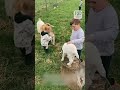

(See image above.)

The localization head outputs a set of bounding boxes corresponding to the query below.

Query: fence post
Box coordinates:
[45,0,47,11]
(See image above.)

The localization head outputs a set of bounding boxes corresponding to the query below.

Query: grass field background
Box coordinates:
[35,0,85,90]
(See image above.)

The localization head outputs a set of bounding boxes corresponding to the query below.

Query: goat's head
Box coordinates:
[40,23,54,33]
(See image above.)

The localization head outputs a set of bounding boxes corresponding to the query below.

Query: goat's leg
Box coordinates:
[52,35,55,45]
[86,73,92,90]
[67,58,73,66]
[75,52,79,59]
[61,52,65,61]
[76,72,82,88]
[46,44,48,49]
[97,64,106,78]
[82,77,85,88]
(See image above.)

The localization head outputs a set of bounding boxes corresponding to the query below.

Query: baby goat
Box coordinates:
[37,18,55,45]
[61,43,79,66]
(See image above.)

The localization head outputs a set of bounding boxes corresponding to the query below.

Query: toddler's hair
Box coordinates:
[70,19,80,25]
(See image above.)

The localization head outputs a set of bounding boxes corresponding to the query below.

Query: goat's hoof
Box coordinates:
[67,63,71,67]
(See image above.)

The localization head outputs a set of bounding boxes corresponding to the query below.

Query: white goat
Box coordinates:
[41,34,52,49]
[86,42,106,89]
[37,18,45,33]
[61,43,79,66]
[37,18,55,45]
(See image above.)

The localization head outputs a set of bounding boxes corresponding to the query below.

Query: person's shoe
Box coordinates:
[107,78,120,90]
[107,77,115,85]
[25,53,34,65]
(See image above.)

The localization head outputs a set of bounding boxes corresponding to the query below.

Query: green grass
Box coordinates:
[35,0,85,90]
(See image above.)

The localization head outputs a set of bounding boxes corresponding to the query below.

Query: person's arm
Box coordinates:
[87,11,119,42]
[71,31,85,44]
[24,20,34,36]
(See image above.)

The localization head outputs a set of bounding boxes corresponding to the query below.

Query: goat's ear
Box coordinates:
[46,23,54,27]
[51,25,54,27]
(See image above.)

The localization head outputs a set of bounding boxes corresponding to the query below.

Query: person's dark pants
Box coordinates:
[77,50,82,61]
[25,53,34,65]
[20,48,26,56]
[19,48,34,65]
[18,37,35,65]
[101,56,116,85]
[100,55,112,78]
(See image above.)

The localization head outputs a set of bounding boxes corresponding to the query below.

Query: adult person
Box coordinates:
[86,0,119,80]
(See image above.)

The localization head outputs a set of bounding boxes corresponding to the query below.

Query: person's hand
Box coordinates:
[85,34,94,42]
[67,41,72,44]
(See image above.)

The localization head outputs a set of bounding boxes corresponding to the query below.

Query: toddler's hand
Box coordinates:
[67,41,72,44]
